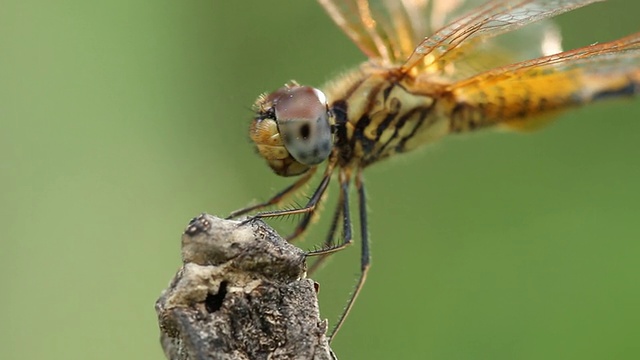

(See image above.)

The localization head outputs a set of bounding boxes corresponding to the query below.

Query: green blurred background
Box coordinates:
[2,1,639,359]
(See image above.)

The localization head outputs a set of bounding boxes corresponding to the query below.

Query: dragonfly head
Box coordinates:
[250,82,333,177]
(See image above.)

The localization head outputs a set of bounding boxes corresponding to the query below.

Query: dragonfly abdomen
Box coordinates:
[449,68,640,132]
[577,70,640,103]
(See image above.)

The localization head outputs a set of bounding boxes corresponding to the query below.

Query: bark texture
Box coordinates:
[156,214,335,360]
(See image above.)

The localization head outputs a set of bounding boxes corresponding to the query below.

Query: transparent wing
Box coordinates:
[448,32,640,130]
[402,0,603,75]
[316,0,489,65]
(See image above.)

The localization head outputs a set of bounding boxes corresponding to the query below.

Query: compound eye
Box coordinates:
[274,86,332,165]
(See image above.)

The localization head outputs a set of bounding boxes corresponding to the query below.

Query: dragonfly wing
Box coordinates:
[446,33,640,132]
[402,0,603,77]
[316,0,489,65]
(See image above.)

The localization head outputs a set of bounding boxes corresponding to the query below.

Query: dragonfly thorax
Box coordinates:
[250,83,335,177]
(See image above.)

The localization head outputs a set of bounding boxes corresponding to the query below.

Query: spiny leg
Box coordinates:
[306,168,353,258]
[286,166,345,243]
[307,173,347,275]
[244,160,336,222]
[328,168,370,343]
[285,212,314,242]
[226,166,317,219]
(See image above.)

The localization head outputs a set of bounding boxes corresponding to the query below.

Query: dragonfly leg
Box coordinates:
[242,161,335,225]
[307,172,346,275]
[284,213,313,242]
[305,168,353,258]
[226,166,317,219]
[285,164,349,243]
[327,169,370,343]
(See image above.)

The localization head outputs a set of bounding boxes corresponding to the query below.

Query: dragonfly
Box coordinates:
[228,0,640,342]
